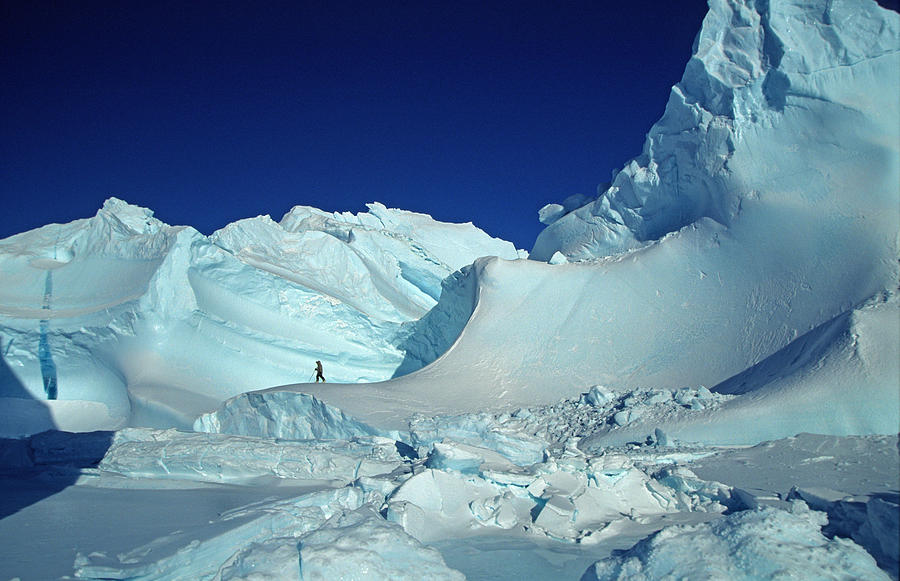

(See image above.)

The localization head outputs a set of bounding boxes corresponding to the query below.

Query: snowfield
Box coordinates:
[1,0,898,579]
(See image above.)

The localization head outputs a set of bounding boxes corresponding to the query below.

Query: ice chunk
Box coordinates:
[582,506,891,581]
[789,484,900,577]
[653,428,668,447]
[857,496,900,575]
[387,468,506,541]
[652,466,732,512]
[538,204,566,225]
[532,494,577,538]
[297,506,465,581]
[539,467,586,498]
[548,251,568,265]
[583,385,615,407]
[97,427,404,485]
[469,492,519,529]
[410,413,546,467]
[426,440,519,474]
[613,407,643,426]
[673,388,695,407]
[216,538,301,580]
[386,440,732,545]
[195,391,403,441]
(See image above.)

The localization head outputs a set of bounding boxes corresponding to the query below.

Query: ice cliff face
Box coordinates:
[532,0,899,261]
[0,198,519,434]
[214,202,521,323]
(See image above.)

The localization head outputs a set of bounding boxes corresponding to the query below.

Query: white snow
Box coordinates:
[581,293,900,448]
[0,0,898,579]
[295,506,466,581]
[72,486,374,580]
[582,501,892,581]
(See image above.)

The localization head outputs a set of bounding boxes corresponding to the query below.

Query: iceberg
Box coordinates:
[0,1,898,579]
[0,199,520,434]
[533,0,899,262]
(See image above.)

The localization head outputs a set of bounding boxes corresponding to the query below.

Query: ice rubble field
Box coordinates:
[1,408,898,579]
[1,0,900,579]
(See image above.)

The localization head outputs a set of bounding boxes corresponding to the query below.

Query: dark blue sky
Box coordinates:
[2,1,709,250]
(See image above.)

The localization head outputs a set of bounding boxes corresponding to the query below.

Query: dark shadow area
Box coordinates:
[1,338,114,520]
[871,490,900,504]
[875,0,899,13]
[394,440,418,460]
[391,266,478,379]
[712,310,850,395]
[819,490,900,579]
[0,430,114,519]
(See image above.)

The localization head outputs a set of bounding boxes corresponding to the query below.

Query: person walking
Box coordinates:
[315,360,326,383]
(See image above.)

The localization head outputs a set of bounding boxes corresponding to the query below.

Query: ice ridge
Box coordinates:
[531,0,900,261]
[0,198,519,435]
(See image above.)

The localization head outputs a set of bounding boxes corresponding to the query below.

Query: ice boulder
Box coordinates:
[214,538,302,581]
[788,485,900,577]
[386,444,730,544]
[194,390,404,441]
[582,385,615,407]
[538,203,566,225]
[548,251,568,265]
[96,427,405,485]
[386,468,520,541]
[202,506,469,581]
[410,412,547,466]
[297,506,465,580]
[856,496,900,577]
[425,440,520,474]
[581,503,891,580]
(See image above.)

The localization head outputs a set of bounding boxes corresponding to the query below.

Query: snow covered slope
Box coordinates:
[582,292,900,447]
[242,0,899,443]
[0,199,519,435]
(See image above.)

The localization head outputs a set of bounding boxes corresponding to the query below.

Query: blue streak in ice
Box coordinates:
[38,271,57,400]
